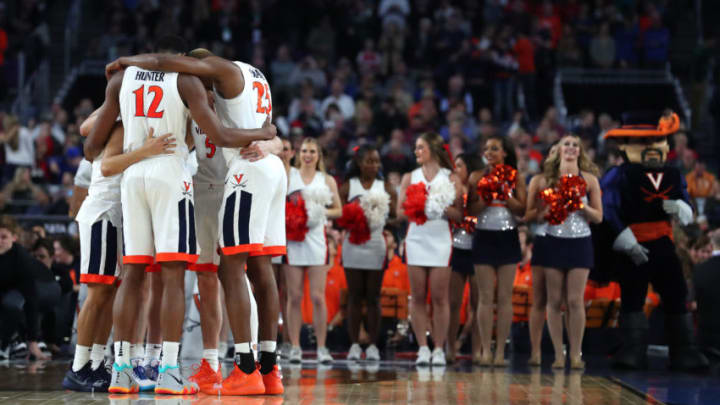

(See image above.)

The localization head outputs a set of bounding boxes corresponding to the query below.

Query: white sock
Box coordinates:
[259,341,276,353]
[130,344,145,367]
[72,345,91,372]
[161,342,180,369]
[203,348,219,370]
[113,341,131,367]
[144,343,162,366]
[235,342,251,354]
[113,342,121,365]
[90,344,106,371]
[218,341,228,359]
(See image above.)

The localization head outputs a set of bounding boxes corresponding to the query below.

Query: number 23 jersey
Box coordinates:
[212,61,272,163]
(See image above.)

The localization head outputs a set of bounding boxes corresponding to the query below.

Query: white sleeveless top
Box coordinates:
[342,177,388,270]
[119,67,190,161]
[286,167,329,266]
[404,167,453,267]
[76,148,122,226]
[212,61,272,164]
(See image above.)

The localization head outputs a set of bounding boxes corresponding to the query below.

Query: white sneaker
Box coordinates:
[431,348,446,366]
[279,342,293,359]
[365,344,380,362]
[289,346,302,364]
[415,346,431,366]
[317,347,334,364]
[347,344,362,361]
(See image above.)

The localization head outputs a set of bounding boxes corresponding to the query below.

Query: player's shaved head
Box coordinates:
[188,48,214,59]
[155,35,188,55]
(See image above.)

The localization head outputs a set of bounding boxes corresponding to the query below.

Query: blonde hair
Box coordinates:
[295,137,326,172]
[542,134,599,186]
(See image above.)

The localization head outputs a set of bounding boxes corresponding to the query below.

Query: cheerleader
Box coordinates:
[527,134,602,368]
[339,145,397,362]
[397,133,463,366]
[447,153,483,364]
[285,138,342,364]
[275,137,294,357]
[468,135,527,366]
[523,144,559,366]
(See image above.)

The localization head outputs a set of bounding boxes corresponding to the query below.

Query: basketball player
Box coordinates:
[107,49,287,395]
[87,37,276,395]
[186,97,262,391]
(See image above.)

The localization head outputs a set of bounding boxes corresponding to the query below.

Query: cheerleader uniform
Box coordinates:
[530,222,549,267]
[404,168,453,267]
[342,177,388,270]
[286,167,330,266]
[451,195,475,275]
[543,196,594,270]
[472,200,522,267]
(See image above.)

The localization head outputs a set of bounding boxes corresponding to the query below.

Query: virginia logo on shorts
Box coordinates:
[181,181,193,197]
[231,173,248,189]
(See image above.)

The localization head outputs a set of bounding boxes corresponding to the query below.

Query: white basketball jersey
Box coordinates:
[119,66,190,160]
[212,61,272,163]
[191,120,227,184]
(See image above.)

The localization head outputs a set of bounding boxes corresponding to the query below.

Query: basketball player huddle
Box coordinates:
[63,36,286,396]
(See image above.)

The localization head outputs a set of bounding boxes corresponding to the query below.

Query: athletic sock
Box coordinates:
[130,344,145,367]
[90,344,106,371]
[258,341,277,374]
[161,342,180,369]
[144,343,162,366]
[203,348,219,371]
[218,341,228,360]
[114,341,131,367]
[72,345,91,372]
[234,342,255,374]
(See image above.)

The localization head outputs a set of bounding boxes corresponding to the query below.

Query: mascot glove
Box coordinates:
[612,227,650,266]
[662,199,693,226]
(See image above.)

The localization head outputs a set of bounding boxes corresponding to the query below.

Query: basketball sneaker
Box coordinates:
[144,359,159,381]
[62,362,95,392]
[188,359,222,392]
[431,348,446,366]
[258,363,284,395]
[91,361,111,392]
[155,365,198,395]
[288,346,302,364]
[108,363,139,394]
[203,363,264,396]
[131,362,156,391]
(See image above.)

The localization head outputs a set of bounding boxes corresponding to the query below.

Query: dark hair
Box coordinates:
[33,238,54,256]
[54,235,78,257]
[485,135,517,169]
[155,35,188,54]
[0,215,18,234]
[455,152,483,173]
[418,132,453,170]
[345,144,382,181]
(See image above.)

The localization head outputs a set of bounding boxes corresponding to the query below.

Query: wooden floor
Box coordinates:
[0,358,661,404]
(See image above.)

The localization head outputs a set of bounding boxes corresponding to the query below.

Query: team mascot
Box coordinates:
[601,110,708,371]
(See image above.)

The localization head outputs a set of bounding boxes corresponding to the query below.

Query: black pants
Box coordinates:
[35,281,61,343]
[0,290,25,346]
[618,237,688,315]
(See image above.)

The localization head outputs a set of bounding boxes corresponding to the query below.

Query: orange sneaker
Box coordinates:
[188,359,222,392]
[214,364,265,396]
[258,363,284,395]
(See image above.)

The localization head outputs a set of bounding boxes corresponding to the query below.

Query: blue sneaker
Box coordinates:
[144,359,159,381]
[62,362,95,392]
[91,361,111,392]
[131,363,156,391]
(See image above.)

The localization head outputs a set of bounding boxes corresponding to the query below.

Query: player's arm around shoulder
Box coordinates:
[84,72,123,161]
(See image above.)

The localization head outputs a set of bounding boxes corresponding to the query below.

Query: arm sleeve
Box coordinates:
[74,159,92,188]
[600,166,626,235]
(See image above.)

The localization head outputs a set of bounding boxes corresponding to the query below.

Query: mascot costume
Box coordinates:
[601,110,708,371]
